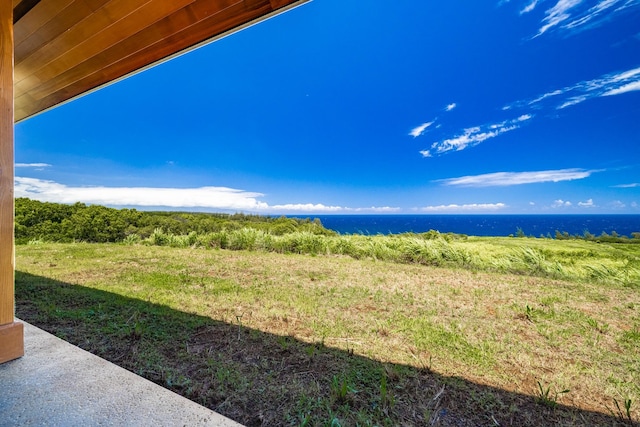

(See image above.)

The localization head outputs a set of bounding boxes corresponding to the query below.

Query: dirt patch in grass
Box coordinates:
[16,243,640,426]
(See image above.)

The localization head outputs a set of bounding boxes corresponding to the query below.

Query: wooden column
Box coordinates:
[0,0,24,364]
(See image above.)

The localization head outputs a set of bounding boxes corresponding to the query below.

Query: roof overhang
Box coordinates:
[13,0,309,122]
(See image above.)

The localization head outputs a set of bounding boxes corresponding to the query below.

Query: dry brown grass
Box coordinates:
[16,243,640,426]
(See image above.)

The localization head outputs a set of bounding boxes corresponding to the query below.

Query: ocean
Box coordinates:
[304,214,640,237]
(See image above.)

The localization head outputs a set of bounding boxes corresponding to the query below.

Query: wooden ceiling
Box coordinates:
[12,0,307,122]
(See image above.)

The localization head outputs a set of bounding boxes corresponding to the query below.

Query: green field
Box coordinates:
[15,236,640,426]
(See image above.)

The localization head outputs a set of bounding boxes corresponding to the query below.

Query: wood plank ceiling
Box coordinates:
[12,0,307,122]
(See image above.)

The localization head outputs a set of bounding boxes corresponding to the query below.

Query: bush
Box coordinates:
[14,198,336,244]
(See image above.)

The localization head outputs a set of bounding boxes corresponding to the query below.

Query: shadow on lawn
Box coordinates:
[16,271,633,426]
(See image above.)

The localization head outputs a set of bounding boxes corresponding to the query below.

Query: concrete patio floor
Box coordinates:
[0,320,242,426]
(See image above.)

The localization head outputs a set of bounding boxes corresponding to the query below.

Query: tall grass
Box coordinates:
[132,228,640,286]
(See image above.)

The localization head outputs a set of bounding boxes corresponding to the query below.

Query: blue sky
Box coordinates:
[15,0,640,214]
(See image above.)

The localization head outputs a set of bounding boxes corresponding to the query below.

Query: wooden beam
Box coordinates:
[12,0,42,24]
[1,0,24,364]
[1,0,15,326]
[0,322,24,363]
[13,0,308,121]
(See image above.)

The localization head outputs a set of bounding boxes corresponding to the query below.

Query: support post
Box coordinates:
[0,0,24,364]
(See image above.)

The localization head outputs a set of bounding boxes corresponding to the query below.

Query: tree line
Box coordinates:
[14,198,335,244]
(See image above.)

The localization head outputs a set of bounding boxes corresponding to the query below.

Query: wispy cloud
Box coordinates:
[420,65,638,159]
[436,168,598,187]
[505,66,640,111]
[526,89,564,106]
[270,204,400,213]
[520,0,539,14]
[418,203,507,212]
[552,199,573,207]
[536,0,583,37]
[563,0,640,32]
[613,182,640,188]
[14,177,398,214]
[409,104,456,139]
[409,121,435,138]
[602,79,640,96]
[532,0,640,37]
[15,163,52,168]
[421,115,532,157]
[557,66,640,108]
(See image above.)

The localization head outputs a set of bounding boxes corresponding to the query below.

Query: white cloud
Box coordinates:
[558,95,589,109]
[15,163,51,168]
[531,0,640,36]
[424,115,532,157]
[575,66,640,103]
[521,0,539,14]
[409,121,434,138]
[536,0,583,37]
[563,0,616,29]
[435,125,502,152]
[419,203,507,212]
[351,206,401,213]
[268,203,344,212]
[610,200,626,208]
[552,199,573,207]
[509,66,640,111]
[420,67,637,161]
[268,204,400,213]
[15,177,270,210]
[528,89,565,105]
[14,177,399,214]
[602,79,640,96]
[563,0,636,31]
[578,198,595,207]
[436,168,597,187]
[555,67,640,107]
[613,183,640,188]
[445,103,457,111]
[606,66,640,83]
[632,201,638,208]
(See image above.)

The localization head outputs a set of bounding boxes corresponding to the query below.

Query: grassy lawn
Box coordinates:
[15,239,640,426]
